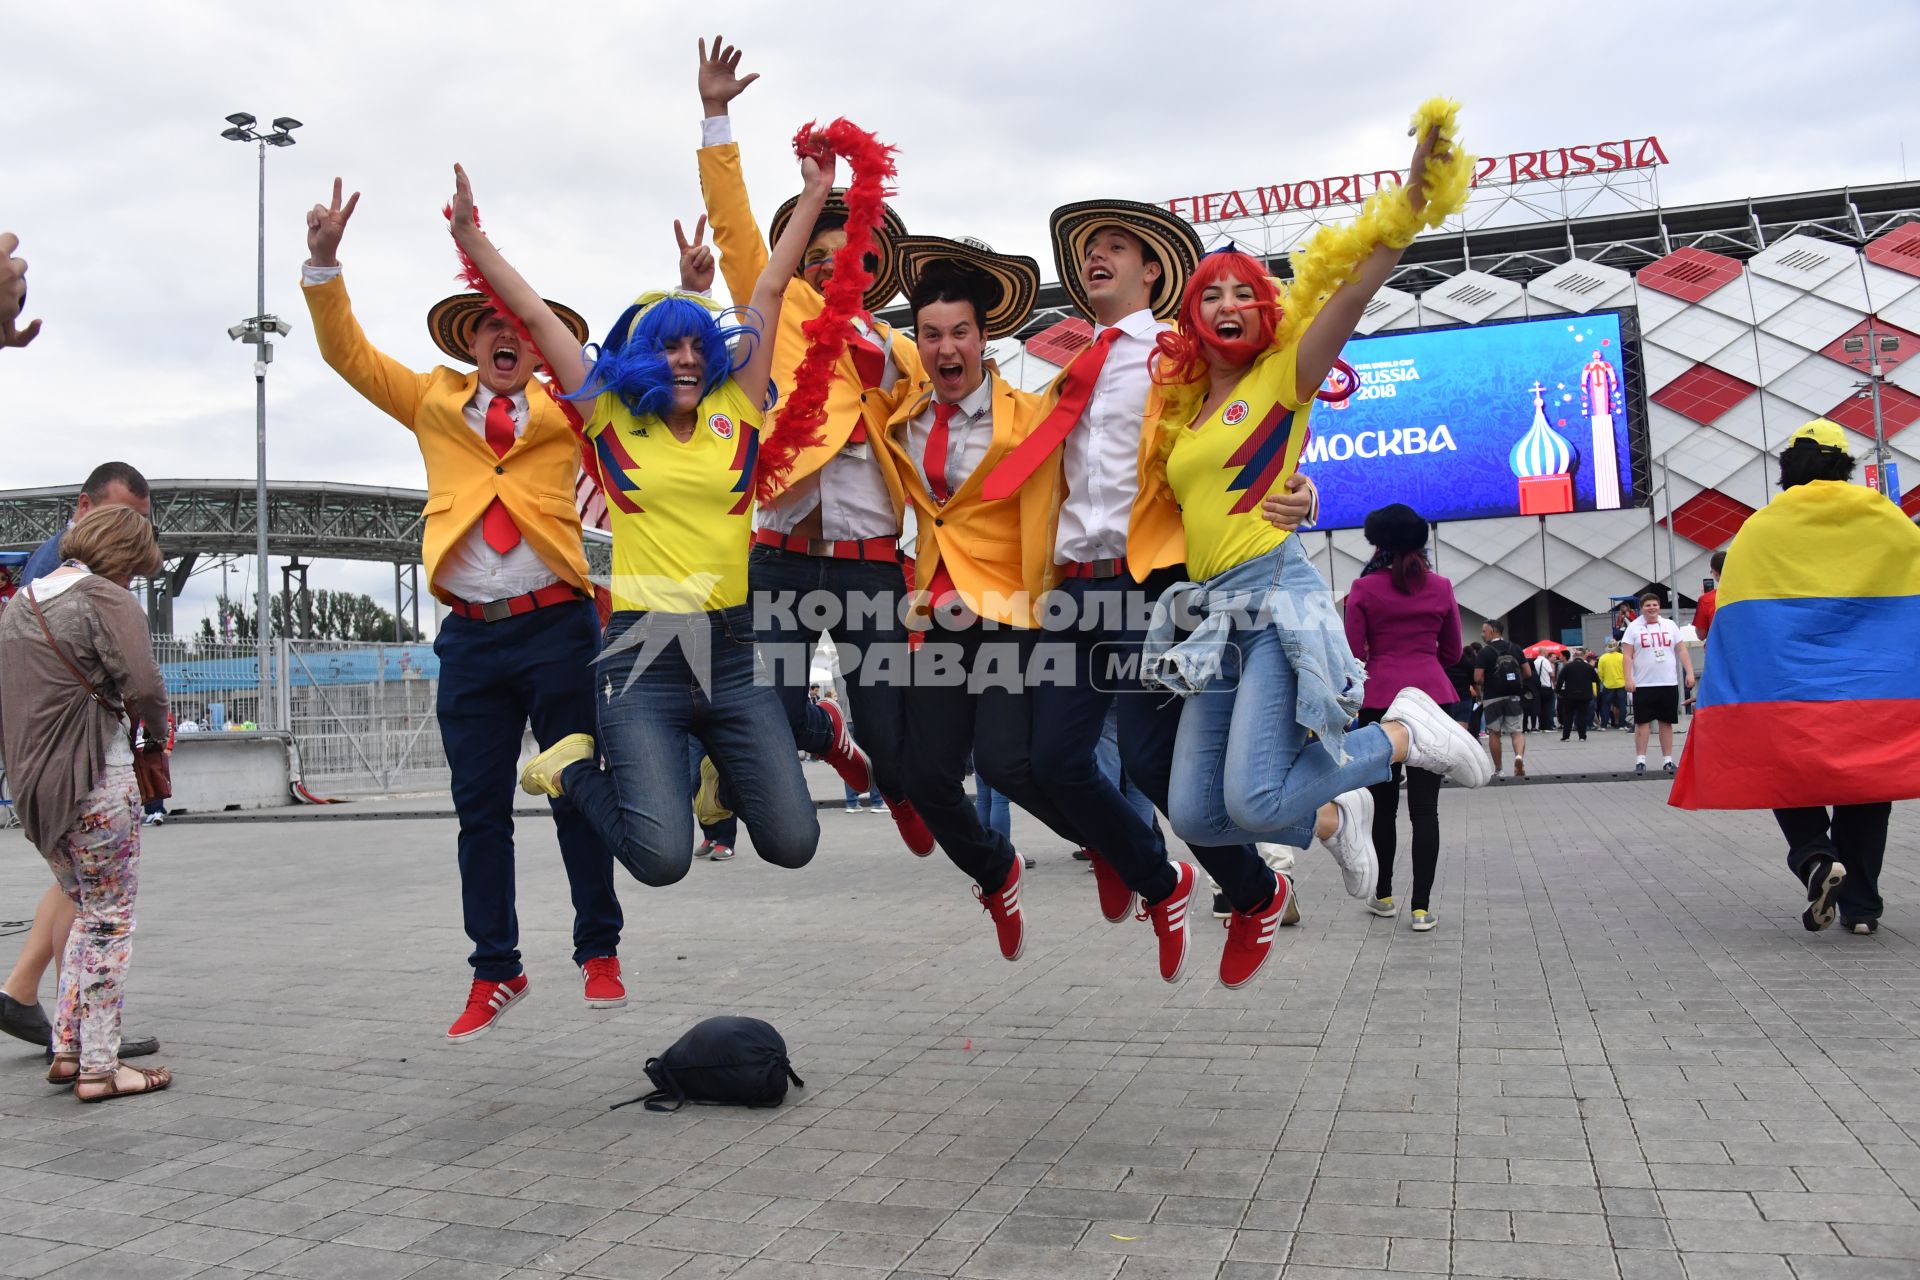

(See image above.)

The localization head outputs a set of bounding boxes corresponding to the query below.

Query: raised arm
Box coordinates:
[0,231,41,350]
[1296,125,1451,394]
[302,177,434,428]
[446,164,590,397]
[732,154,831,405]
[695,34,770,306]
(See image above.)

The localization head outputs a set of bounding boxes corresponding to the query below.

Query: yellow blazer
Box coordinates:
[696,140,924,517]
[302,275,592,602]
[878,369,1060,627]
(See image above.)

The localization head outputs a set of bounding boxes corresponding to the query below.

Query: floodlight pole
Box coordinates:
[222,113,298,725]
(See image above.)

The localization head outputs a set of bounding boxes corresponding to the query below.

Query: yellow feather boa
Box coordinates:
[1150,98,1473,473]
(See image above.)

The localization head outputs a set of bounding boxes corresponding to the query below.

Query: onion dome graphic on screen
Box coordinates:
[1510,382,1579,515]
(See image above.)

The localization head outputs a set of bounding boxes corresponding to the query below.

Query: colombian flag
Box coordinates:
[1671,480,1920,810]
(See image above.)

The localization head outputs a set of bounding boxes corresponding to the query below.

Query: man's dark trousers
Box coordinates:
[435,598,622,982]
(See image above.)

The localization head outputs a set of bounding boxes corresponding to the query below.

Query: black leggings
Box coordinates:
[1358,706,1443,912]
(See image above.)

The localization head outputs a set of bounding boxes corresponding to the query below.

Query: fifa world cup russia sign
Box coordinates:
[1166,137,1670,225]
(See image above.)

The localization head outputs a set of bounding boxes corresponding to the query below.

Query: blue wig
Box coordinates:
[569,295,760,420]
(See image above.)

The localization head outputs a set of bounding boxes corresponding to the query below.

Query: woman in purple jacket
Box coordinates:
[1344,505,1464,933]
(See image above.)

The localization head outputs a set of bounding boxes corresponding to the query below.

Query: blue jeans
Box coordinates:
[1597,686,1626,727]
[564,607,818,885]
[973,778,1011,841]
[1152,541,1394,848]
[434,599,621,982]
[751,545,910,803]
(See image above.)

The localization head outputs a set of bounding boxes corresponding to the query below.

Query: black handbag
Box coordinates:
[611,1016,804,1113]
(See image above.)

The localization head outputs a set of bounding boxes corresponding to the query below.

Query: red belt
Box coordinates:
[446,581,585,622]
[754,528,899,562]
[1058,557,1129,580]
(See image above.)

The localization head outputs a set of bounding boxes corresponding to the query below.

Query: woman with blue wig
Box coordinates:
[448,154,831,886]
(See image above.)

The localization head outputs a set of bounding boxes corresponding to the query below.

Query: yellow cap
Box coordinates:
[1789,418,1851,454]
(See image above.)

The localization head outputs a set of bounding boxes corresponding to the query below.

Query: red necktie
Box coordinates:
[923,401,959,607]
[482,394,522,554]
[980,326,1123,500]
[924,401,957,504]
[845,323,886,445]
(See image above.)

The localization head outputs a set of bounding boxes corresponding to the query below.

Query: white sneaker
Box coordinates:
[1384,687,1494,788]
[1321,789,1378,900]
[1256,842,1297,872]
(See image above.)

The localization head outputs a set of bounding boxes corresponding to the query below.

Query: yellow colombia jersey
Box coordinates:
[1596,650,1625,688]
[586,379,763,612]
[1164,343,1312,581]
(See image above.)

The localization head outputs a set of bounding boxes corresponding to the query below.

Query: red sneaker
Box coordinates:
[1086,850,1137,924]
[816,698,874,794]
[973,857,1026,961]
[889,797,936,857]
[580,956,626,1009]
[1219,875,1289,990]
[1139,861,1196,983]
[446,975,529,1042]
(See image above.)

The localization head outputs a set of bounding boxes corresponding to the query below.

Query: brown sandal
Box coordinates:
[75,1064,171,1103]
[46,1054,80,1089]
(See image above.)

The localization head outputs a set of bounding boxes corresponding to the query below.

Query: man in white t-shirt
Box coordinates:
[1620,592,1695,775]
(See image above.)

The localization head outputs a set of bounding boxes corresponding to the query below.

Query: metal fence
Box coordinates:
[154,635,452,794]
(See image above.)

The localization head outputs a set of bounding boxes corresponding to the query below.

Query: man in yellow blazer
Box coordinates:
[978,203,1316,983]
[693,36,934,858]
[868,235,1090,966]
[300,178,624,1043]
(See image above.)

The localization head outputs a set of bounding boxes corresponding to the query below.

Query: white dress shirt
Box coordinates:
[901,377,996,502]
[302,264,563,603]
[1054,308,1168,563]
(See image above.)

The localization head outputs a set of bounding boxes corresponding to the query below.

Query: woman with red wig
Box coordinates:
[1140,102,1492,987]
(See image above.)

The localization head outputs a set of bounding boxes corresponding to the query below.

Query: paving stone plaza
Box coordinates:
[5,751,1920,1280]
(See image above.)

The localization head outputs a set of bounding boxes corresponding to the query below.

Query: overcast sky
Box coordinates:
[8,1,1919,632]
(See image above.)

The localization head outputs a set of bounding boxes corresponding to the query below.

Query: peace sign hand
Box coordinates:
[305,177,360,268]
[0,232,40,350]
[676,215,714,294]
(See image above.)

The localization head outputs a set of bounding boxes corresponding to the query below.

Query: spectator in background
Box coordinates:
[0,463,162,1061]
[1531,648,1557,733]
[0,507,172,1100]
[1693,550,1727,640]
[1448,641,1483,736]
[1557,650,1600,741]
[1345,504,1470,932]
[1,231,41,350]
[1475,619,1531,778]
[1621,592,1694,774]
[688,748,737,862]
[1595,641,1627,730]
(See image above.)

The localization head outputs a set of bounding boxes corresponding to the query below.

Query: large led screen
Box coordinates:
[1304,308,1648,530]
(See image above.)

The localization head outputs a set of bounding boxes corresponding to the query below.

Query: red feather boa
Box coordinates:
[755,119,898,505]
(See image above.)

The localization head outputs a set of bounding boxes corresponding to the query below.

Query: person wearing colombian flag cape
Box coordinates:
[1138,101,1494,986]
[446,150,832,888]
[1672,420,1920,936]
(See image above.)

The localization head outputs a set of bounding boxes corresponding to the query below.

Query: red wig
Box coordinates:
[1151,250,1281,387]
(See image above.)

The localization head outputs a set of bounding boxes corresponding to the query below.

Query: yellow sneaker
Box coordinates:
[520,734,596,798]
[1411,909,1437,932]
[694,757,732,826]
[1367,895,1397,918]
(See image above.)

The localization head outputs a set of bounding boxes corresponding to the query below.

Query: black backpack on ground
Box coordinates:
[1487,644,1527,699]
[611,1016,804,1113]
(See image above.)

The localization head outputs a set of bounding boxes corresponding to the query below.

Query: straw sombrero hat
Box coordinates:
[426,293,589,366]
[894,235,1040,341]
[1049,198,1204,323]
[768,189,909,314]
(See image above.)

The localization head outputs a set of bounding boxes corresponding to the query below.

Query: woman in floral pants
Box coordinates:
[0,505,172,1102]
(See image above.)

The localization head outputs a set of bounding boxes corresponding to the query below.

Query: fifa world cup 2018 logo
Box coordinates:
[1511,381,1578,515]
